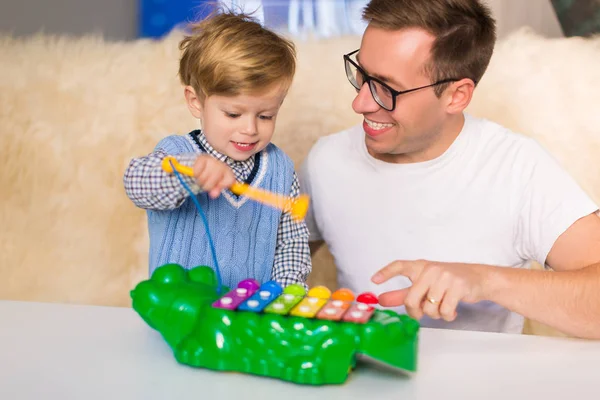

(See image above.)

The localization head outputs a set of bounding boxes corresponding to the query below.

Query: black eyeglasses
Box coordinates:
[344,49,461,111]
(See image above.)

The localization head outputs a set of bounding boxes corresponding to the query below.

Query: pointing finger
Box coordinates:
[371,260,421,284]
[378,288,409,307]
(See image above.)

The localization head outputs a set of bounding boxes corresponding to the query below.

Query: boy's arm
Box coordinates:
[270,172,312,291]
[123,149,200,211]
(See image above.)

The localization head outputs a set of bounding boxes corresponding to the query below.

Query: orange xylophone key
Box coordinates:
[341,292,379,323]
[315,288,355,321]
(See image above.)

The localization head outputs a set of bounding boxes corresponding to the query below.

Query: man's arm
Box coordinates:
[372,136,600,339]
[373,212,600,339]
[486,212,600,338]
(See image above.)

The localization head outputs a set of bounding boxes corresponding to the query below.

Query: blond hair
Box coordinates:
[363,0,496,96]
[178,8,296,99]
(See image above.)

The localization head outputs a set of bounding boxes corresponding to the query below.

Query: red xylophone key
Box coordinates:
[342,292,378,323]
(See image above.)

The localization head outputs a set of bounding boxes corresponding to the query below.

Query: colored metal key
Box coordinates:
[289,286,331,318]
[263,284,306,315]
[342,292,379,323]
[316,288,355,321]
[237,280,283,312]
[212,279,260,310]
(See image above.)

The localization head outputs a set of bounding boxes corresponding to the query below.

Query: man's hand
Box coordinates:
[371,260,495,321]
[193,155,236,199]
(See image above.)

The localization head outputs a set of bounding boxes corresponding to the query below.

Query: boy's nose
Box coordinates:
[241,117,258,135]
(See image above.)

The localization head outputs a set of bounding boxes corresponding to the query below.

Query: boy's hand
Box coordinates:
[192,155,236,199]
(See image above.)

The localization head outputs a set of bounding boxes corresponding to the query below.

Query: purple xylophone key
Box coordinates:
[212,279,260,310]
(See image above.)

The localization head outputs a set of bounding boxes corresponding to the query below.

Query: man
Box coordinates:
[299,0,600,338]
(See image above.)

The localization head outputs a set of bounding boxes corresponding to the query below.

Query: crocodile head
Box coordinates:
[356,310,419,374]
[130,264,228,348]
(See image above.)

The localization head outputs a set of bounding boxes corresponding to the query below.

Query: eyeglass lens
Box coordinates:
[345,59,394,110]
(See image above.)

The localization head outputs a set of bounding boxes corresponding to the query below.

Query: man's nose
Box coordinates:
[352,83,380,114]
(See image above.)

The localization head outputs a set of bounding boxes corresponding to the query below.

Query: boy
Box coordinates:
[124,10,311,290]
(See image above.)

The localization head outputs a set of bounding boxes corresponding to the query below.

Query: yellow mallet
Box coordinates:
[161,156,309,222]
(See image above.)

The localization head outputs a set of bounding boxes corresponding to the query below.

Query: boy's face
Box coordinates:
[185,83,288,161]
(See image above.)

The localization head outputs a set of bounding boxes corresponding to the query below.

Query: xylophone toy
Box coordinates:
[131,263,420,385]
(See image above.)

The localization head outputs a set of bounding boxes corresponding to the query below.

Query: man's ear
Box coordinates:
[184,85,204,119]
[444,78,475,115]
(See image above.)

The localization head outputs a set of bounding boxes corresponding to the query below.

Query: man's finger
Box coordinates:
[377,288,409,307]
[371,260,419,284]
[421,269,450,320]
[439,286,462,322]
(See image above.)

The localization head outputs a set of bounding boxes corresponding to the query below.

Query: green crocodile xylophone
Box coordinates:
[131,263,420,385]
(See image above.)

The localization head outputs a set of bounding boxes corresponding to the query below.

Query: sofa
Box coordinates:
[1,27,598,337]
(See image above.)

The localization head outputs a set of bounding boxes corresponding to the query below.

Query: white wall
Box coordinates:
[0,0,138,40]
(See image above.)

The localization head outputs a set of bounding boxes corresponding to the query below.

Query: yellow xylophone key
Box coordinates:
[289,286,331,318]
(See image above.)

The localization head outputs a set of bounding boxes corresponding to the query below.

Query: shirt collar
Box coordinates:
[196,130,255,181]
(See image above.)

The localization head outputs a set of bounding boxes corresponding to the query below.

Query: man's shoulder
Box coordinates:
[466,114,567,182]
[467,114,545,158]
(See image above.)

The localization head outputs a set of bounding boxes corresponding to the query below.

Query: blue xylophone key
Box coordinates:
[238,280,283,312]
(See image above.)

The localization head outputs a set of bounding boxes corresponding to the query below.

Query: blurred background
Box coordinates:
[0,0,598,41]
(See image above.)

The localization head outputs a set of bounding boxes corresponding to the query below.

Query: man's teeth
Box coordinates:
[365,119,393,130]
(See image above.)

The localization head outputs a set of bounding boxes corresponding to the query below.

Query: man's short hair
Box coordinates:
[363,0,497,96]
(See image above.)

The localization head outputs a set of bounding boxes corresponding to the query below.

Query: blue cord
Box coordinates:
[170,160,223,295]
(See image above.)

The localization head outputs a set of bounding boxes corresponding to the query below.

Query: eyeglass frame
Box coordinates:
[343,49,466,111]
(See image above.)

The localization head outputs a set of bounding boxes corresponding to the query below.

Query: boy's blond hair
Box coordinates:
[178,8,296,99]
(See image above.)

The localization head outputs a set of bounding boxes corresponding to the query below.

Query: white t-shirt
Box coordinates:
[299,113,598,334]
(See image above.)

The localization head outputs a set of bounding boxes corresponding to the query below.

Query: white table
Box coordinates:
[1,300,598,400]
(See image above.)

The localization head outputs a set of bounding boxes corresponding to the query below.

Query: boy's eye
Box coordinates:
[226,113,240,118]
[259,115,274,120]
